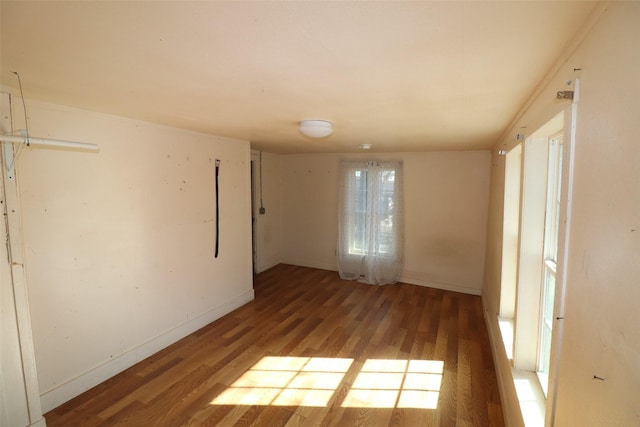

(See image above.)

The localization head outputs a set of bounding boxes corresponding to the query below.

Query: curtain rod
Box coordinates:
[0,134,99,151]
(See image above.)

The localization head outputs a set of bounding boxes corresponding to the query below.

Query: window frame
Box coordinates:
[537,133,563,396]
[343,163,399,258]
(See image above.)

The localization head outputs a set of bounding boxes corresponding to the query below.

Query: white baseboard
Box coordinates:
[280,260,482,296]
[482,296,526,427]
[30,417,46,427]
[281,258,338,273]
[256,258,281,274]
[40,289,255,413]
[400,276,482,296]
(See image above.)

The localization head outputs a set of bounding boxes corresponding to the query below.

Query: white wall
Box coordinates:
[281,154,340,272]
[12,99,254,412]
[281,151,491,295]
[251,151,283,273]
[483,3,640,425]
[553,4,640,424]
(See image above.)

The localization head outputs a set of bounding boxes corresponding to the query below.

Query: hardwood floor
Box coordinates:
[45,264,504,426]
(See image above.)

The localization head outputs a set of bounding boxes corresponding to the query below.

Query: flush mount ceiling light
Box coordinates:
[358,144,372,150]
[299,120,333,138]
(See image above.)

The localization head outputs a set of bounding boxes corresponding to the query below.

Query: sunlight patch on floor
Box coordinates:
[211,356,353,407]
[342,359,443,409]
[210,356,443,409]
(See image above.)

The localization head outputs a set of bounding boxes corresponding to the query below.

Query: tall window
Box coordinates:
[538,134,563,395]
[337,161,404,285]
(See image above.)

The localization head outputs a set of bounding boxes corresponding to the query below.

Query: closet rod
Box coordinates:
[0,134,98,151]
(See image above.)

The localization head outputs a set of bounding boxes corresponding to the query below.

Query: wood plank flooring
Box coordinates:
[45,264,504,426]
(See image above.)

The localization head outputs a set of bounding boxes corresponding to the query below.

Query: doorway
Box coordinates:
[250,157,258,274]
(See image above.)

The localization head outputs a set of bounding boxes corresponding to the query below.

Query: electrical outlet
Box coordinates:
[259,207,266,215]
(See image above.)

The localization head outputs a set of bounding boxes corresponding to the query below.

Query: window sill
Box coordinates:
[498,317,514,360]
[497,316,546,427]
[512,368,546,427]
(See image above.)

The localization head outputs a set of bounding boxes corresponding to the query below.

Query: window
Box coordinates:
[337,161,403,285]
[496,104,575,425]
[499,143,523,360]
[537,133,563,395]
[347,168,397,256]
[349,169,368,255]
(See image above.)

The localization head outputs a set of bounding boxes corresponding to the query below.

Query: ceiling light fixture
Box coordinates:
[299,120,333,138]
[359,144,372,150]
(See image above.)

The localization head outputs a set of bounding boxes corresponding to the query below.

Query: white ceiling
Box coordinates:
[1,1,597,153]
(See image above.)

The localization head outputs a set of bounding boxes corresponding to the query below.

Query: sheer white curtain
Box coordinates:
[337,160,404,285]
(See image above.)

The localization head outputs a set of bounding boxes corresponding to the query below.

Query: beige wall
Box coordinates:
[281,154,340,272]
[13,100,254,411]
[251,151,283,273]
[281,151,491,294]
[483,3,640,425]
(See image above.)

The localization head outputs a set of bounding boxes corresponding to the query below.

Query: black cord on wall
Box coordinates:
[259,151,265,215]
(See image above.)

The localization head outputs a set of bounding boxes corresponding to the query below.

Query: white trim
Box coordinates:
[482,298,525,427]
[483,297,547,427]
[29,419,47,427]
[280,258,338,274]
[0,93,46,427]
[514,134,553,372]
[40,289,255,412]
[500,143,522,318]
[256,260,281,274]
[547,80,579,427]
[399,276,482,296]
[281,259,483,296]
